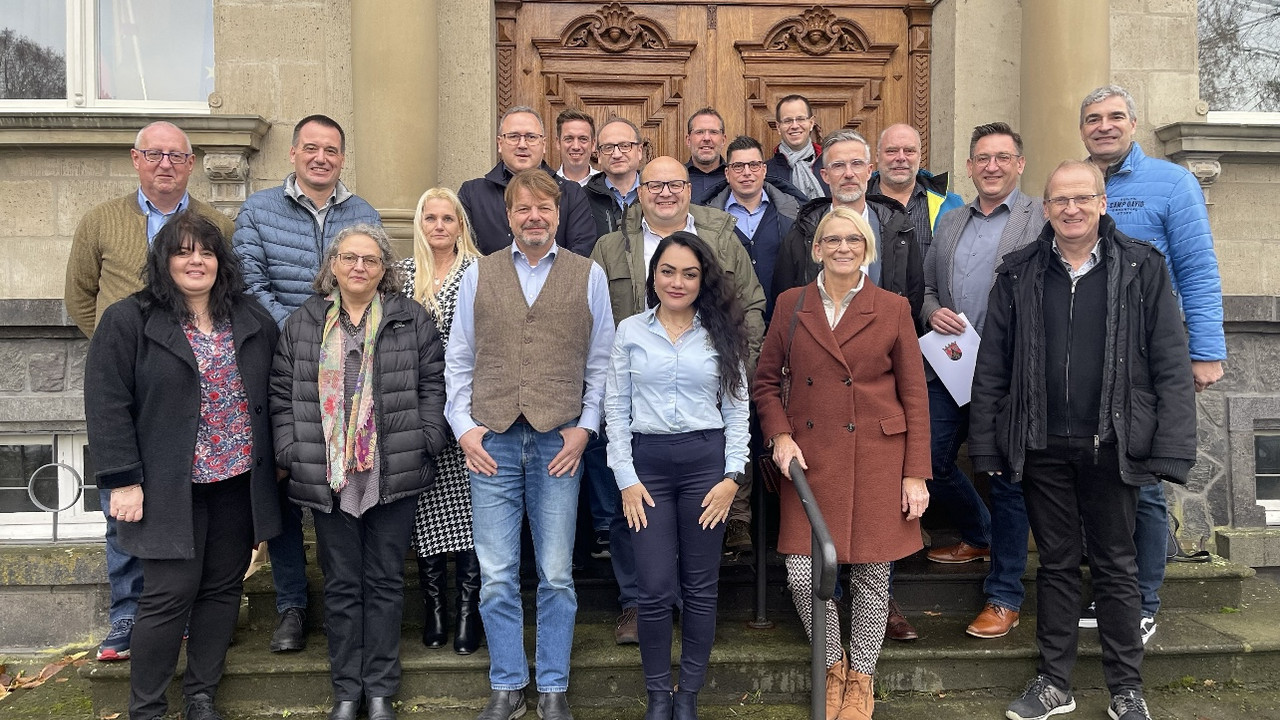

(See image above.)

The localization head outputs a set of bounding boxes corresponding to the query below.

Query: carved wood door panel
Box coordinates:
[499,1,935,167]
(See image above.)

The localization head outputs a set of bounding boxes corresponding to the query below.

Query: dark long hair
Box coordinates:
[645,231,749,401]
[138,210,245,323]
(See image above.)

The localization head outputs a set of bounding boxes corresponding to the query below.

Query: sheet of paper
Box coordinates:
[918,313,980,406]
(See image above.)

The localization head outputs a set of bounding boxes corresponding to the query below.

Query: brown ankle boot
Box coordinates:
[837,670,874,720]
[825,656,847,720]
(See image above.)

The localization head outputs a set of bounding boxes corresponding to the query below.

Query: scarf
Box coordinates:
[318,292,383,493]
[780,142,825,200]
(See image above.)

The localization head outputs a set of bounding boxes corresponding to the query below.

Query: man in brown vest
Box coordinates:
[445,170,615,720]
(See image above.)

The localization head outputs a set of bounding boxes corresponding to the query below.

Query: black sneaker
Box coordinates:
[183,692,224,720]
[723,519,751,551]
[97,618,133,661]
[1006,674,1076,720]
[590,530,611,559]
[1078,602,1097,629]
[1108,689,1152,720]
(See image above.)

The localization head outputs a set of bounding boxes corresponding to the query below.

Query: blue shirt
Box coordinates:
[951,188,1018,335]
[604,308,750,490]
[606,175,640,212]
[725,192,770,239]
[445,242,615,439]
[136,188,190,243]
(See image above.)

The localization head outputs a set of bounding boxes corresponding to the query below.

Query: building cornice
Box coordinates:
[1156,122,1280,186]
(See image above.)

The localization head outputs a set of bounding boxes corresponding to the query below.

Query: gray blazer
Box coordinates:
[920,189,1044,331]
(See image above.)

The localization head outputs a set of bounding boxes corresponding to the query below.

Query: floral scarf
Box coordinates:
[318,292,383,493]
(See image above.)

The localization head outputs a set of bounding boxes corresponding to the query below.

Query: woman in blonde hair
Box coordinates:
[396,187,485,654]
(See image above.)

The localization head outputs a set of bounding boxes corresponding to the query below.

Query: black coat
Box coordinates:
[968,215,1197,486]
[765,143,831,198]
[458,162,598,257]
[770,194,925,330]
[269,292,448,513]
[582,171,632,238]
[85,296,283,560]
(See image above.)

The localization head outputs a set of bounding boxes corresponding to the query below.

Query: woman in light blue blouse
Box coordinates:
[604,231,751,720]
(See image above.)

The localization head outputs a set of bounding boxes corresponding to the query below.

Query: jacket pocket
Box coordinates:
[1127,387,1158,459]
[879,412,907,436]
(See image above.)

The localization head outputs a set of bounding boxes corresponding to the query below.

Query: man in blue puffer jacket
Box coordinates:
[1077,84,1225,645]
[233,114,382,656]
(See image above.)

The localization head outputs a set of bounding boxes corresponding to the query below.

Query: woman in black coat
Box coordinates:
[85,210,282,720]
[270,223,448,720]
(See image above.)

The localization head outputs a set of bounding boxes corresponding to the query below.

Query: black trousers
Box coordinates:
[312,495,417,701]
[631,429,728,693]
[1023,436,1143,694]
[129,473,254,720]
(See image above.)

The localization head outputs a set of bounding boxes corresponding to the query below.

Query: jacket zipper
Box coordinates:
[1064,277,1076,437]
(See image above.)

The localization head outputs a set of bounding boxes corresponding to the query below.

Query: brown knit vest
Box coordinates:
[471,250,594,433]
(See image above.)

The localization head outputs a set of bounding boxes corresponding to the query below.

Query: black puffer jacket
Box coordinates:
[968,215,1197,486]
[770,194,924,329]
[582,172,632,238]
[269,292,448,513]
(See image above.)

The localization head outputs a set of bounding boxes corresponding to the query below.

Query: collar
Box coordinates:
[1101,143,1136,181]
[686,158,726,175]
[510,239,560,265]
[137,188,190,217]
[725,190,768,213]
[1051,235,1104,266]
[816,269,865,304]
[605,174,640,195]
[641,213,697,239]
[285,173,349,207]
[969,187,1022,216]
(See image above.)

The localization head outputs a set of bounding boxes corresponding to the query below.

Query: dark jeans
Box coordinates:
[926,377,990,548]
[267,482,309,612]
[312,496,417,701]
[100,489,144,624]
[1135,483,1167,618]
[129,474,254,720]
[1023,437,1142,695]
[583,427,638,610]
[984,472,1031,611]
[631,430,728,693]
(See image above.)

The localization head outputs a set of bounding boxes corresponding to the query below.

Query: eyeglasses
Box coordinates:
[778,115,812,127]
[971,153,1021,167]
[135,149,193,165]
[335,253,384,269]
[727,161,765,174]
[499,132,545,145]
[823,159,868,174]
[598,141,639,155]
[1047,194,1102,209]
[818,235,866,250]
[643,180,689,194]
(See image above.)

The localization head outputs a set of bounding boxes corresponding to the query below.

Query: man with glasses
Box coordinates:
[867,123,963,258]
[685,108,730,202]
[459,106,598,256]
[234,113,381,655]
[583,118,645,237]
[765,94,829,200]
[916,124,1041,641]
[65,120,233,663]
[970,160,1195,720]
[554,108,599,187]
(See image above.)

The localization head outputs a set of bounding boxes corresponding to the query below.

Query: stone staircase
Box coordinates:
[79,545,1280,719]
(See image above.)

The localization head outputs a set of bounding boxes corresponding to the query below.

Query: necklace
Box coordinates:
[658,310,694,341]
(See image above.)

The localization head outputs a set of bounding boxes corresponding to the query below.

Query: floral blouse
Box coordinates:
[182,320,254,484]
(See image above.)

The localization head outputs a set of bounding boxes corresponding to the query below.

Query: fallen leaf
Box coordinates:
[922,610,941,616]
[55,677,68,683]
[100,713,121,719]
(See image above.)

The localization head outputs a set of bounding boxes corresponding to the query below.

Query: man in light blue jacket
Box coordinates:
[1078,85,1225,645]
[233,114,382,654]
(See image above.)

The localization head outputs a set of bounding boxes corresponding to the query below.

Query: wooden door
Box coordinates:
[497,1,936,167]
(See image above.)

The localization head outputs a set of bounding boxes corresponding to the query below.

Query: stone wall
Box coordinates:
[0,300,88,432]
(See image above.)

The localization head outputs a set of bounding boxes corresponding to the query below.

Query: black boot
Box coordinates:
[644,690,673,720]
[453,548,483,655]
[673,688,698,720]
[417,554,448,648]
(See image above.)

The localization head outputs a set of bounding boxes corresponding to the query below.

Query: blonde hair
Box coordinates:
[812,206,878,266]
[411,187,481,316]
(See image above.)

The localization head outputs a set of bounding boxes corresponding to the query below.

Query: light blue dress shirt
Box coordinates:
[445,242,615,439]
[606,175,640,211]
[136,188,191,243]
[604,308,750,490]
[725,192,769,240]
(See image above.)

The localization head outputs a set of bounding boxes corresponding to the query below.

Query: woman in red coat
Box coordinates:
[754,206,930,720]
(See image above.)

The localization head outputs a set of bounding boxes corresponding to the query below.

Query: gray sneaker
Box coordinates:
[1006,674,1076,720]
[1108,689,1152,720]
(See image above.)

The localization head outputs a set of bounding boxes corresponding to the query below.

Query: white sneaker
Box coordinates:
[1078,602,1097,629]
[1140,616,1157,645]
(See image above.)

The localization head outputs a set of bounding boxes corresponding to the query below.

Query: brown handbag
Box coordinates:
[759,286,807,492]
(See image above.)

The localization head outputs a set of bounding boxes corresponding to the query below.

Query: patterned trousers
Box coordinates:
[785,555,891,675]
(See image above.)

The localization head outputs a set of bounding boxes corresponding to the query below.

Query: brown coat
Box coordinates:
[754,280,930,564]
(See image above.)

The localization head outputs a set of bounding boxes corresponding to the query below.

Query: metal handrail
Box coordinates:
[788,458,838,720]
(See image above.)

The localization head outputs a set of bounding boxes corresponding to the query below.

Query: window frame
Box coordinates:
[1256,430,1280,526]
[0,433,105,542]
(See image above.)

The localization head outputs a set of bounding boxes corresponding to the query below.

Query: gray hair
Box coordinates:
[1080,85,1137,125]
[820,129,871,162]
[134,121,192,154]
[500,105,545,133]
[313,223,402,295]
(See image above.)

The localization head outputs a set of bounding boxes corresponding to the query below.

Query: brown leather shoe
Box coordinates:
[825,656,847,720]
[884,598,918,641]
[615,606,639,644]
[966,603,1020,638]
[836,670,874,720]
[926,541,991,564]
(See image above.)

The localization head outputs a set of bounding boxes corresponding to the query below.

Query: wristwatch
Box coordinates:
[725,472,747,486]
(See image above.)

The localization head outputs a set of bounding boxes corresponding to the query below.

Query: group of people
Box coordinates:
[65,80,1221,720]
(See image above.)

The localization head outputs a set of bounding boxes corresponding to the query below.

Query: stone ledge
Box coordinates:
[0,113,271,153]
[1157,122,1280,163]
[0,544,105,586]
[1224,295,1280,324]
[1215,527,1280,568]
[0,299,77,329]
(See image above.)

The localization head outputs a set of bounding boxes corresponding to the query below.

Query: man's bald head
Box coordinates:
[639,156,691,233]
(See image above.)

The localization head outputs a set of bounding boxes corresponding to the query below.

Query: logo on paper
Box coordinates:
[943,341,962,361]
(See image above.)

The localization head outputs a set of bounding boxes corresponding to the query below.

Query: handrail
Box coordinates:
[788,458,838,720]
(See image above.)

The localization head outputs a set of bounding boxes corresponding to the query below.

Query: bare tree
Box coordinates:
[0,28,65,99]
[1199,0,1280,112]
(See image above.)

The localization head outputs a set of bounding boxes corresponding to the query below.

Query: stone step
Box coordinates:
[83,576,1280,719]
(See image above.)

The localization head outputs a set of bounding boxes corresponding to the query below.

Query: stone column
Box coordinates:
[1020,0,1109,197]
[351,0,438,247]
[202,149,252,219]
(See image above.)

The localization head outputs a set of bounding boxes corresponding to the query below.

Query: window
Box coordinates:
[1199,0,1280,122]
[1256,431,1280,525]
[0,0,213,112]
[0,434,104,542]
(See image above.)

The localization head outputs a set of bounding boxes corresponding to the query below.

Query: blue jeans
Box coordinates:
[983,472,1030,611]
[471,420,581,693]
[100,488,143,624]
[926,378,991,548]
[583,427,638,609]
[1134,483,1167,618]
[267,483,309,612]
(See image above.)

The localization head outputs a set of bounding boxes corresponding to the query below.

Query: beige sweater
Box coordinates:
[64,193,233,337]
